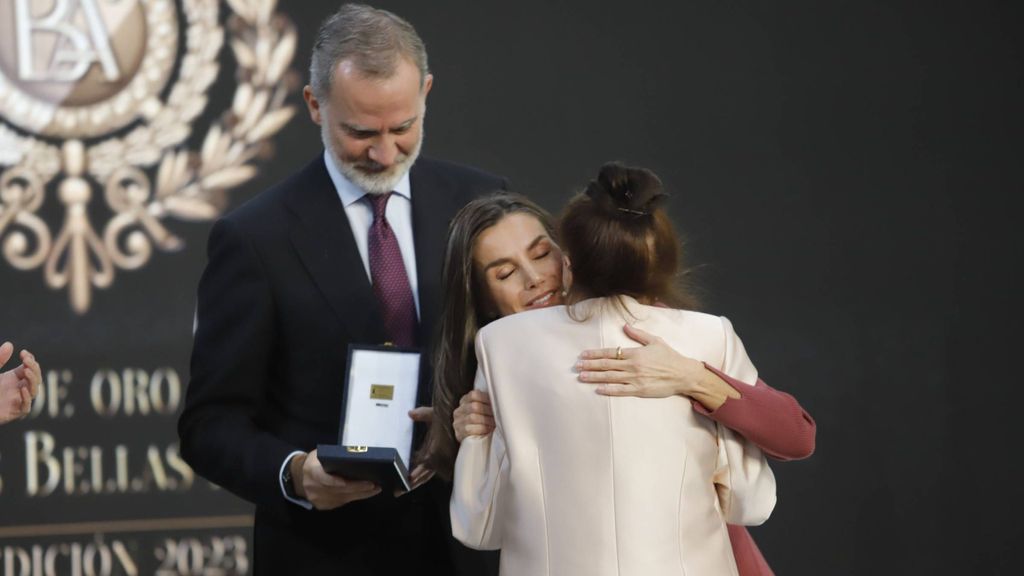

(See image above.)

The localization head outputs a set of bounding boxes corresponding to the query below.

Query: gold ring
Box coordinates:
[615,346,623,360]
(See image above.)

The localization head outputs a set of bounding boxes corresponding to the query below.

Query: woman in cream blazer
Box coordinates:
[453,299,776,575]
[450,163,777,576]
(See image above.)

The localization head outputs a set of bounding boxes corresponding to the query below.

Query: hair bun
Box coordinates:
[585,161,666,218]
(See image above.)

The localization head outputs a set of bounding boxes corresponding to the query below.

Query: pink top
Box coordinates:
[695,364,817,576]
[695,365,816,461]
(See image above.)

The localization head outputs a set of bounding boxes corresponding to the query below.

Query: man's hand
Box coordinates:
[395,463,435,497]
[291,449,381,510]
[395,406,436,496]
[407,406,433,425]
[0,342,41,425]
[453,390,495,443]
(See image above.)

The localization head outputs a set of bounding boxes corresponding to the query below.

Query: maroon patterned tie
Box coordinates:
[367,192,417,347]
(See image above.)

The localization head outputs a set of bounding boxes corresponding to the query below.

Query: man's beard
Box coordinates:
[322,121,423,195]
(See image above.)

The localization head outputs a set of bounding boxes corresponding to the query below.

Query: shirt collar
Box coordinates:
[323,149,412,207]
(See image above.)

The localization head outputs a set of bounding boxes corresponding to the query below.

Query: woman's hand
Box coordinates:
[576,324,739,410]
[453,390,495,442]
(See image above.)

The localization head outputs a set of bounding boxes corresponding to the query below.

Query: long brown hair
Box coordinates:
[559,162,699,311]
[422,192,554,480]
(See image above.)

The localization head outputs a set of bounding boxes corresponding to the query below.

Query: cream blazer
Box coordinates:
[451,297,776,576]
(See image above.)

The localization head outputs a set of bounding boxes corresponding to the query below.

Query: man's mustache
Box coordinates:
[355,156,408,173]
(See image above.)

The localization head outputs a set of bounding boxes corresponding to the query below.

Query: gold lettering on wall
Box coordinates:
[28,369,74,420]
[24,431,195,497]
[22,367,183,421]
[1,539,140,576]
[90,368,182,417]
[11,366,207,499]
[25,431,60,497]
[13,0,123,83]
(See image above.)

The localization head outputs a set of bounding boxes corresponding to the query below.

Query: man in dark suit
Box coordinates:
[178,4,502,574]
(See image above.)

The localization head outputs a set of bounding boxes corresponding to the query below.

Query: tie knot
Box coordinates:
[367,192,393,222]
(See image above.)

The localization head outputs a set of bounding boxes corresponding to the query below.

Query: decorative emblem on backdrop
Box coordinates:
[0,0,299,313]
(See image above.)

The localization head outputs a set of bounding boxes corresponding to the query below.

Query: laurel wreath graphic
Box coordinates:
[0,0,298,314]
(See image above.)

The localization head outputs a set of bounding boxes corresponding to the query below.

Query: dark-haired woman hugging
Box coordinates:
[434,163,779,575]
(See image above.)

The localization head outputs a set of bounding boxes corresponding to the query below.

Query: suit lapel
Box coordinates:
[410,160,461,346]
[285,156,388,344]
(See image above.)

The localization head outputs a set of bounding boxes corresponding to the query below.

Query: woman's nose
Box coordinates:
[523,264,541,288]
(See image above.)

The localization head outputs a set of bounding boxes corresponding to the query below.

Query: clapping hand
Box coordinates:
[0,342,41,425]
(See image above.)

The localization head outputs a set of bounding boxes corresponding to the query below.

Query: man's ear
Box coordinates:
[303,85,323,125]
[421,73,434,98]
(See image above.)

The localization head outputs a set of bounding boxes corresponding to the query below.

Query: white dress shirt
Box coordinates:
[323,149,421,319]
[280,151,421,509]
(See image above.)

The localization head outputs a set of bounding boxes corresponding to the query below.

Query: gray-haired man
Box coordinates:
[180,4,503,573]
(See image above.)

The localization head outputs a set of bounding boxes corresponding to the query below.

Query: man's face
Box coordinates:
[304,56,432,194]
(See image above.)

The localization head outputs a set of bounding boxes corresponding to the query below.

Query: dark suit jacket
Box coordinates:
[179,154,505,575]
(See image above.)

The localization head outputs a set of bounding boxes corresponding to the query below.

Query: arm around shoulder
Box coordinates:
[698,365,816,461]
[697,316,817,460]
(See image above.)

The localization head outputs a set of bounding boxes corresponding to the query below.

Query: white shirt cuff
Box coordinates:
[279,450,313,510]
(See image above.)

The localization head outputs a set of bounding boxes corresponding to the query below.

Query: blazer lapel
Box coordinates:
[285,156,388,344]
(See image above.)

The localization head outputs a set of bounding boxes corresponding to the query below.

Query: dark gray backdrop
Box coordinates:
[1,1,1020,574]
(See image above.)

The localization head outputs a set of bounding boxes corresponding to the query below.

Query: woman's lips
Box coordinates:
[527,290,556,308]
